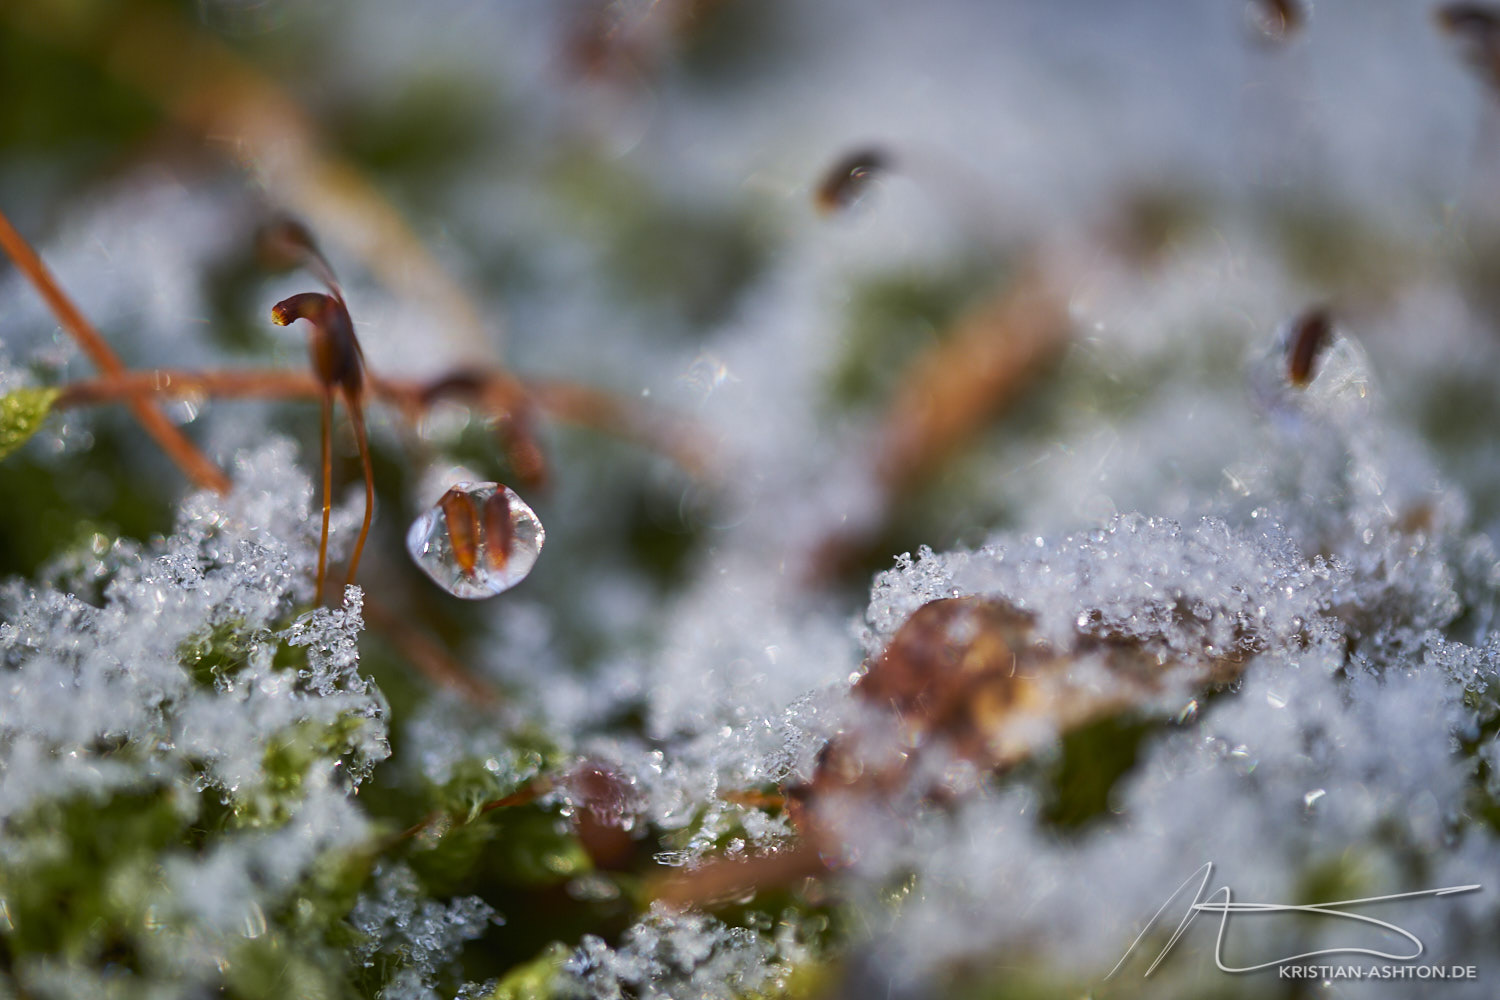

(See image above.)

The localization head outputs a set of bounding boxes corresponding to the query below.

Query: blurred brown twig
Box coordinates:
[0,207,233,493]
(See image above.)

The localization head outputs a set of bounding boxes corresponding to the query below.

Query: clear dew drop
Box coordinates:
[405,481,544,599]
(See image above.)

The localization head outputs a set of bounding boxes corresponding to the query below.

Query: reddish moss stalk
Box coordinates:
[0,208,232,494]
[52,367,710,478]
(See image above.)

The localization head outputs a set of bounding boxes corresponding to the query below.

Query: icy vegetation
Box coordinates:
[850,339,1500,989]
[561,905,808,1000]
[6,0,1500,998]
[0,442,390,997]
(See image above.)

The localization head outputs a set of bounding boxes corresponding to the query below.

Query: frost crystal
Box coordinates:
[806,323,1500,994]
[0,439,389,997]
[348,863,498,998]
[560,905,804,1000]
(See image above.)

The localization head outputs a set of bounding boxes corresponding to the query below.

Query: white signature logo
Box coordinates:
[1106,862,1480,978]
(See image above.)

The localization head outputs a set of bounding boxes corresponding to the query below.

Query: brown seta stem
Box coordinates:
[52,366,709,478]
[0,208,232,494]
[317,389,333,605]
[650,841,828,910]
[378,777,554,855]
[55,368,326,405]
[344,389,376,591]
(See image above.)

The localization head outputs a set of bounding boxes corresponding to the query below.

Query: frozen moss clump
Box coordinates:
[0,440,391,999]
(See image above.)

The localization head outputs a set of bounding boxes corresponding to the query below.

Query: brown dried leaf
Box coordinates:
[659,594,1244,909]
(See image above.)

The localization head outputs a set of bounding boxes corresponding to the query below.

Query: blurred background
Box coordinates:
[8,0,1500,604]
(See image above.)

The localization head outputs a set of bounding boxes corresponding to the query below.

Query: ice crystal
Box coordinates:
[0,439,389,998]
[283,585,375,699]
[560,905,804,1000]
[815,322,1500,995]
[348,863,498,997]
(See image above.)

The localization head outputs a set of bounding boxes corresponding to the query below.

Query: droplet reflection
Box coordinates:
[406,482,544,598]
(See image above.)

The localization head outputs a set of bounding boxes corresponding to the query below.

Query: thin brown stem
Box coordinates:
[344,389,375,589]
[317,389,332,605]
[55,368,326,406]
[718,789,786,810]
[0,207,232,494]
[377,776,555,856]
[479,777,552,814]
[650,841,828,910]
[53,367,711,478]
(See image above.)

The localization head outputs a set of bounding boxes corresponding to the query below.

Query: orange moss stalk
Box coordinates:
[270,291,375,603]
[0,207,232,494]
[53,366,711,481]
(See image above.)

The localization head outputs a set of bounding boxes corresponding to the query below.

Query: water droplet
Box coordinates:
[406,482,544,598]
[679,352,734,399]
[241,902,267,939]
[566,873,621,901]
[164,391,204,425]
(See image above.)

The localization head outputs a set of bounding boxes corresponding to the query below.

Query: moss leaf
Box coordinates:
[487,942,570,1000]
[0,386,60,461]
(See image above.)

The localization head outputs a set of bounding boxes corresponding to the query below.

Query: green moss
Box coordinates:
[622,478,704,593]
[0,25,158,161]
[432,751,547,824]
[2,770,377,998]
[0,784,189,963]
[327,73,503,201]
[1040,715,1154,831]
[0,422,175,578]
[282,850,378,957]
[955,963,1240,1000]
[486,942,570,1000]
[225,933,355,1000]
[179,620,257,688]
[410,804,592,894]
[235,715,375,828]
[741,959,836,1000]
[370,738,579,898]
[0,387,59,461]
